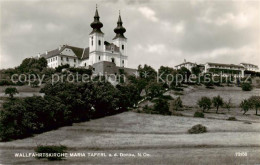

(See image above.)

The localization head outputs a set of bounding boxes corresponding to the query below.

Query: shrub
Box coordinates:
[153,98,170,115]
[194,111,204,118]
[35,145,67,161]
[171,111,183,116]
[159,95,173,100]
[241,83,252,91]
[188,124,207,134]
[197,97,211,112]
[227,117,237,121]
[212,95,224,113]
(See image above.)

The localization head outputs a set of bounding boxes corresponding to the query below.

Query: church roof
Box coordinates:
[40,45,89,60]
[104,42,120,52]
[113,12,126,40]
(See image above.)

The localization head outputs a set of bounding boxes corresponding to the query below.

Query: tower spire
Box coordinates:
[90,5,103,34]
[113,10,126,40]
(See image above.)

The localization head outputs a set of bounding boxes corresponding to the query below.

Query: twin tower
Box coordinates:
[88,6,128,67]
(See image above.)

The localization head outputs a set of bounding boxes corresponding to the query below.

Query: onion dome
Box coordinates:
[90,5,103,34]
[113,11,126,39]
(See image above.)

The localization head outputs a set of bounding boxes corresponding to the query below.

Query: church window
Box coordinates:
[99,56,100,60]
[66,57,69,61]
[85,63,86,67]
[98,40,101,46]
[61,57,63,61]
[122,60,124,64]
[74,59,76,62]
[111,58,115,63]
[122,45,124,50]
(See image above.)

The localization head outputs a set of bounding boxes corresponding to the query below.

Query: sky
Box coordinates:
[0,0,259,70]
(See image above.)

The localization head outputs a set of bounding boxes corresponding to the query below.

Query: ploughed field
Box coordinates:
[0,111,260,164]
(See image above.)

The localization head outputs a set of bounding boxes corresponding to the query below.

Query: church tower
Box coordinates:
[112,11,127,57]
[89,6,105,65]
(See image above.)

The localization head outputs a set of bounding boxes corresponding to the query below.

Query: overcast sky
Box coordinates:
[0,0,259,70]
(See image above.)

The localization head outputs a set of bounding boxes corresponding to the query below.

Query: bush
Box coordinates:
[197,97,211,112]
[241,83,252,91]
[227,117,237,121]
[35,145,67,161]
[194,111,204,118]
[153,98,170,115]
[171,111,183,116]
[188,124,207,134]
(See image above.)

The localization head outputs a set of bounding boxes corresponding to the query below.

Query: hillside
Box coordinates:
[0,112,260,164]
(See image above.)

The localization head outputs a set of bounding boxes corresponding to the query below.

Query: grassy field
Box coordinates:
[0,111,259,164]
[0,85,259,164]
[180,86,260,107]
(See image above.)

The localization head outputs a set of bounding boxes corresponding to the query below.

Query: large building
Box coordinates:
[175,60,259,78]
[240,63,259,72]
[39,7,134,74]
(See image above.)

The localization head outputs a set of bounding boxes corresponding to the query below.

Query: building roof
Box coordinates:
[40,45,89,60]
[207,62,244,68]
[175,62,195,67]
[104,42,120,52]
[113,12,127,40]
[240,63,258,67]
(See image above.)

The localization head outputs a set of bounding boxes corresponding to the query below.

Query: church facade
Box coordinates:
[39,7,129,72]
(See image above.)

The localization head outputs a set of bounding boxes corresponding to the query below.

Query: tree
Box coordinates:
[191,66,201,76]
[240,99,252,115]
[223,98,232,112]
[138,64,157,82]
[170,97,183,112]
[145,81,164,100]
[197,97,211,112]
[177,67,191,83]
[248,96,260,115]
[158,66,177,87]
[212,95,224,113]
[5,87,18,99]
[153,98,170,115]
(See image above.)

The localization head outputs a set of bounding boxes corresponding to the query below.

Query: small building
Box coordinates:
[175,60,197,72]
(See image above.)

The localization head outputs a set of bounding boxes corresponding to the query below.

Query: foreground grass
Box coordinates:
[0,112,260,164]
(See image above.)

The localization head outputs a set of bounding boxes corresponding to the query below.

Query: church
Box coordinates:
[39,6,135,75]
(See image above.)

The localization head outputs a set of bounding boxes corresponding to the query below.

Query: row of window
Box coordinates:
[48,56,77,63]
[91,37,124,50]
[48,57,58,63]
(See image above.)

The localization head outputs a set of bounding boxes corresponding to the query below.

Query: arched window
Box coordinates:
[122,45,124,50]
[111,58,115,63]
[98,40,101,46]
[122,60,124,64]
[91,37,93,46]
[99,56,101,60]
